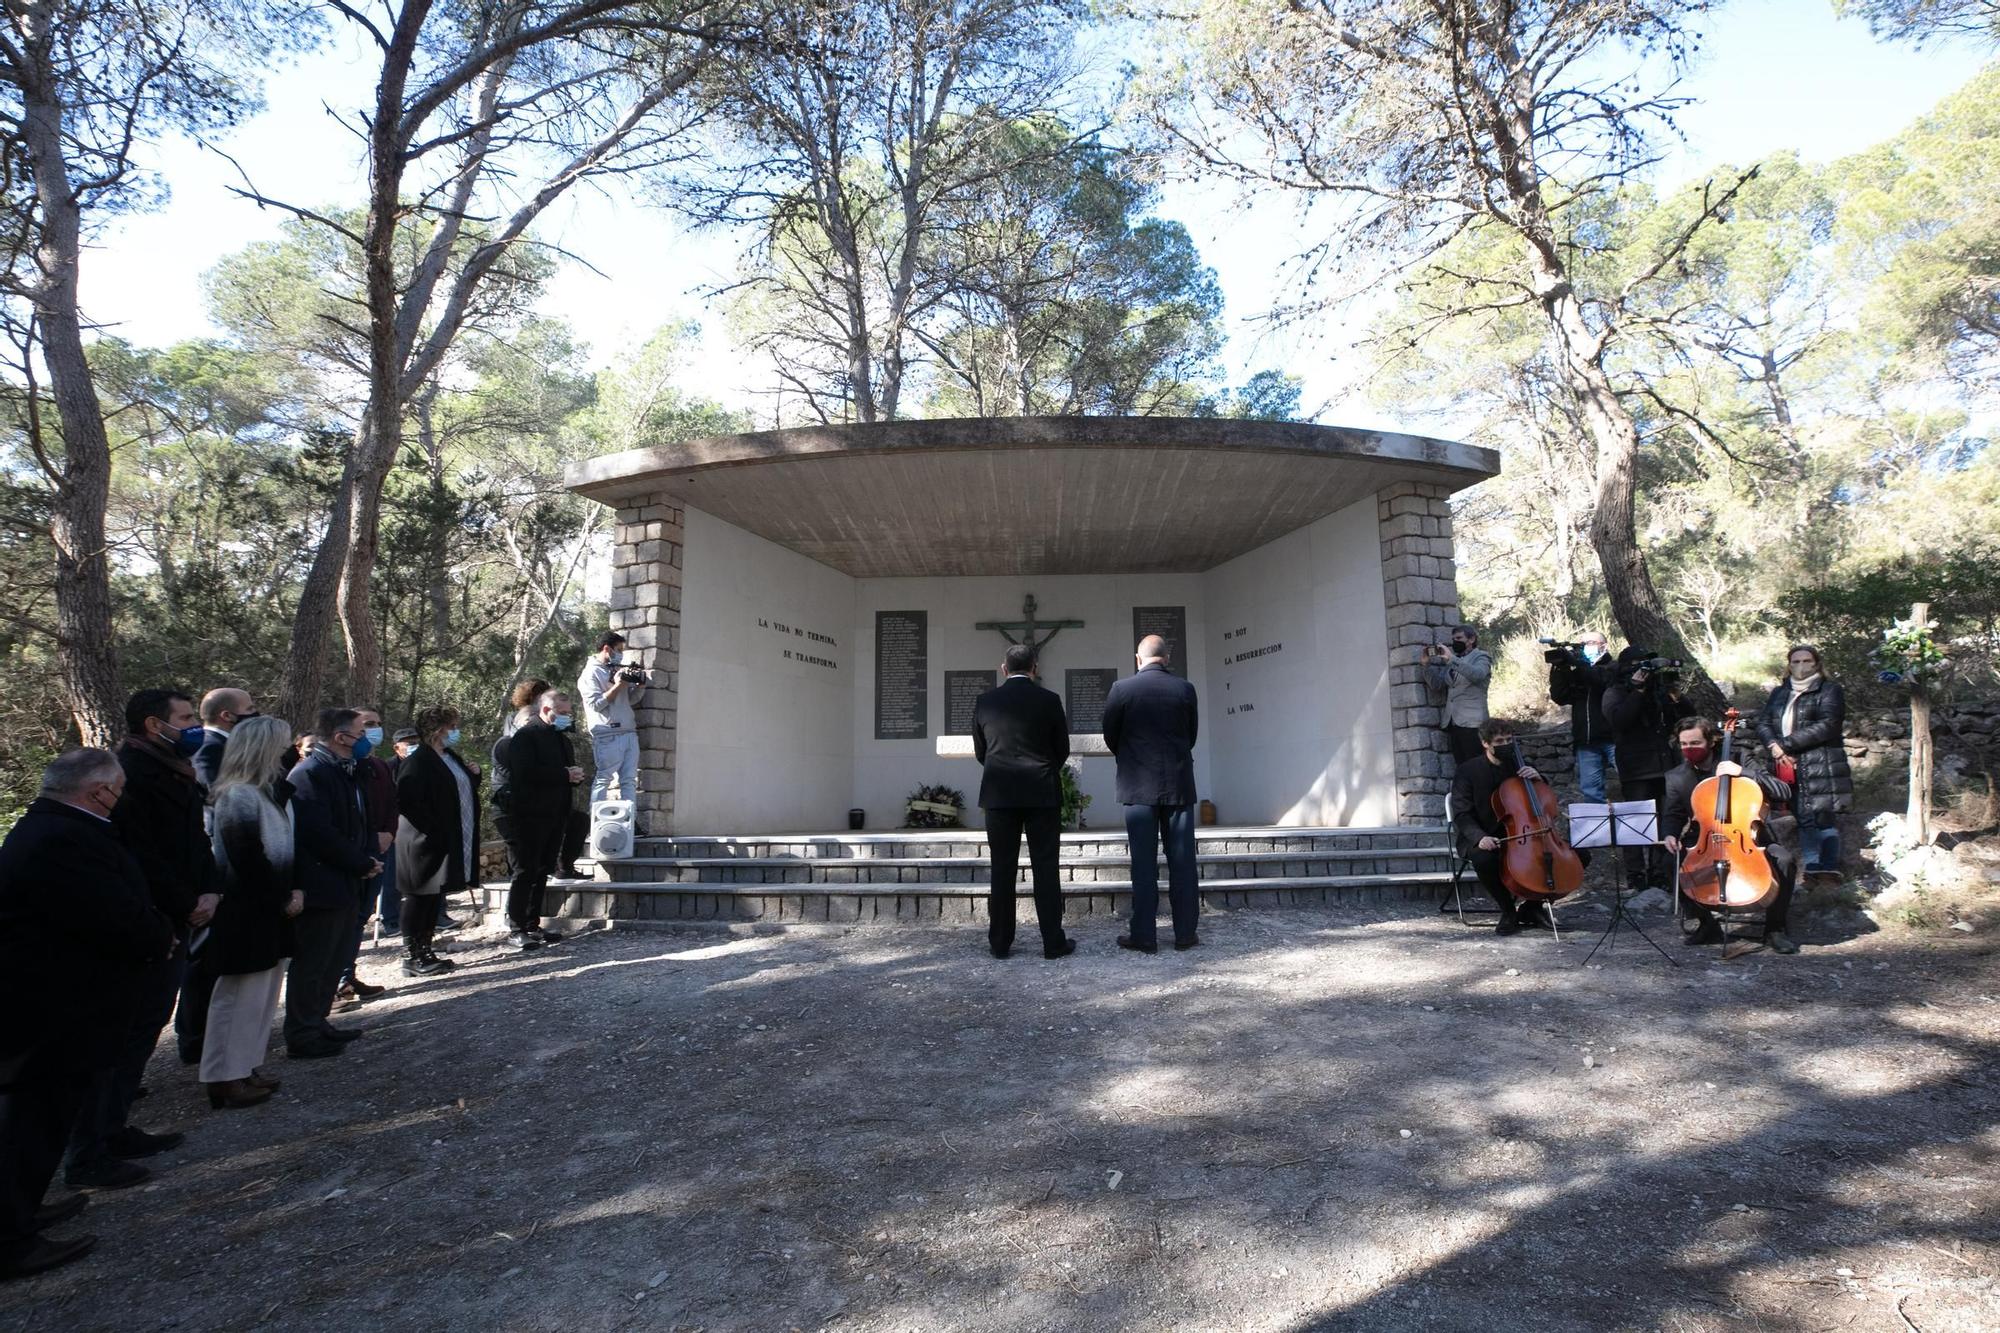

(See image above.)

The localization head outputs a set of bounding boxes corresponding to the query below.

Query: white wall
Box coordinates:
[673,501,1394,833]
[675,506,858,833]
[1199,497,1396,826]
[849,575,1210,830]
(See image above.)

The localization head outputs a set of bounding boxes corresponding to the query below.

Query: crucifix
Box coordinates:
[976,593,1084,656]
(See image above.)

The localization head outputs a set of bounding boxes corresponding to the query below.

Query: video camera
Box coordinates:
[616,661,649,685]
[1637,656,1683,674]
[1539,636,1586,665]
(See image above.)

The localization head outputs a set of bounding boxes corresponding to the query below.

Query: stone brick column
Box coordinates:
[1377,482,1461,824]
[608,500,682,835]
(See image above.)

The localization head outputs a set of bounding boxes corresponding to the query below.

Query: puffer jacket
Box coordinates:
[1756,678,1852,824]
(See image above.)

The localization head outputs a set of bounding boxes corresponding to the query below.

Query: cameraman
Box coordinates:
[1421,625,1493,763]
[577,632,647,808]
[1602,646,1683,890]
[1546,631,1617,802]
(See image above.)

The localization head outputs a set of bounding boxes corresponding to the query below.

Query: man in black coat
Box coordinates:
[971,645,1074,961]
[1601,647,1684,891]
[283,709,382,1058]
[1545,632,1617,803]
[63,690,215,1188]
[1448,718,1564,936]
[501,690,583,951]
[1102,635,1202,953]
[0,750,174,1277]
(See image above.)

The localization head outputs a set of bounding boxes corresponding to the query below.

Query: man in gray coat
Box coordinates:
[1103,636,1201,953]
[1424,625,1493,763]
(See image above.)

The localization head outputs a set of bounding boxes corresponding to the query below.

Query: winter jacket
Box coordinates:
[111,735,218,930]
[1549,652,1616,747]
[208,781,298,975]
[285,746,375,911]
[1756,678,1852,824]
[1425,647,1493,729]
[1600,648,1682,783]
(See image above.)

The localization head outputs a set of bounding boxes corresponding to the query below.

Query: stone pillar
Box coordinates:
[1378,482,1460,824]
[608,499,682,835]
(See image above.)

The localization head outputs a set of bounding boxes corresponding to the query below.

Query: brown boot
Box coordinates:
[206,1079,274,1110]
[244,1068,281,1092]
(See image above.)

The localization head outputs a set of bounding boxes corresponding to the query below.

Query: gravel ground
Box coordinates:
[1,902,1995,1332]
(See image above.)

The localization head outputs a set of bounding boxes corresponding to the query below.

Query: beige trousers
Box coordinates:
[199,962,287,1083]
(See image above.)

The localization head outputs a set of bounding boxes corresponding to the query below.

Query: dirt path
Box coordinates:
[3,904,1996,1332]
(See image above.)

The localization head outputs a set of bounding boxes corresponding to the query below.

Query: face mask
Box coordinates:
[1681,746,1711,767]
[350,734,374,760]
[445,728,462,746]
[363,726,384,746]
[233,711,261,725]
[551,714,572,731]
[168,722,206,757]
[1451,641,1470,657]
[1581,645,1604,663]
[606,651,623,665]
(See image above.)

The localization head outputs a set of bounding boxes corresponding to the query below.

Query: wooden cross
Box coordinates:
[975,593,1084,656]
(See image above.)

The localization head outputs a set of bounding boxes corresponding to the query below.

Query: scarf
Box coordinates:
[1781,673,1821,737]
[124,732,196,782]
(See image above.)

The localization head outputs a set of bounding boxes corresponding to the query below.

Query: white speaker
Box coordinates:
[589,799,636,861]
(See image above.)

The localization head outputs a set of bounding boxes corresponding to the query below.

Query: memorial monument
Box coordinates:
[564,416,1497,836]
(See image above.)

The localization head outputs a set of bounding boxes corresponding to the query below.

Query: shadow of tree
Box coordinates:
[0,907,1993,1332]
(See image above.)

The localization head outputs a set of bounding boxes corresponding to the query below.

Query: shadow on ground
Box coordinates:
[0,902,1993,1332]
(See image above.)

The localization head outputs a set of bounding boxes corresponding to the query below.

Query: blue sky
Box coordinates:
[83,0,1992,430]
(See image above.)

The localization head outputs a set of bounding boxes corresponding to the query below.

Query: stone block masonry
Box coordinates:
[1377,482,1460,824]
[611,502,683,833]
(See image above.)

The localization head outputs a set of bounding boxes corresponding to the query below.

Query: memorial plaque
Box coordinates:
[1065,667,1118,734]
[874,610,928,740]
[1132,605,1188,671]
[944,670,997,736]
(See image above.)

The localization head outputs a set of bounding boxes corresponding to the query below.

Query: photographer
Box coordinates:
[1602,646,1684,890]
[577,632,647,809]
[1545,631,1617,802]
[1421,625,1493,763]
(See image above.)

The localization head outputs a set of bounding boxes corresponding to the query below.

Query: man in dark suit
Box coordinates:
[0,750,174,1278]
[971,645,1074,960]
[502,690,583,951]
[284,708,382,1058]
[1103,635,1202,952]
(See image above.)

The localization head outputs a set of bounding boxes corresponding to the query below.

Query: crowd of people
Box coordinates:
[1432,627,1851,950]
[0,633,647,1280]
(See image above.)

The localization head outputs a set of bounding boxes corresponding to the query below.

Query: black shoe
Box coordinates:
[321,1025,364,1043]
[64,1158,148,1190]
[0,1234,96,1279]
[1518,904,1554,931]
[33,1194,86,1229]
[506,930,544,951]
[988,944,1011,959]
[540,929,564,945]
[346,978,387,999]
[1173,935,1202,951]
[1495,914,1523,937]
[1766,931,1799,955]
[130,1085,147,1101]
[176,1047,201,1066]
[558,865,581,879]
[1043,939,1076,960]
[1684,919,1724,947]
[1116,935,1158,954]
[286,1038,344,1059]
[107,1127,182,1159]
[402,953,451,976]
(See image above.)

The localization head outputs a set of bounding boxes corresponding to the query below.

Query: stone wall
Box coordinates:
[1377,482,1460,823]
[609,501,684,834]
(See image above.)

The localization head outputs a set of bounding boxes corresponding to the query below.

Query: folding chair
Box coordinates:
[1439,813,1501,925]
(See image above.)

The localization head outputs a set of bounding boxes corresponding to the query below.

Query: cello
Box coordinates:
[1491,740,1586,902]
[1678,710,1779,909]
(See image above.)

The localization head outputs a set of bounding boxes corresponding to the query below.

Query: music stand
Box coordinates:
[1567,800,1677,967]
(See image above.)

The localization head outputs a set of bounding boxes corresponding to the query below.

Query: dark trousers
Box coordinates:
[501,813,563,930]
[984,806,1064,953]
[1124,802,1199,945]
[1618,775,1670,887]
[1681,843,1796,935]
[284,897,358,1046]
[402,893,443,957]
[562,808,588,873]
[67,949,184,1169]
[1445,725,1482,763]
[173,950,215,1060]
[1466,844,1591,914]
[1,1071,86,1259]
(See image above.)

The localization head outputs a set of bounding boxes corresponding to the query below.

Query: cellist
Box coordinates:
[1449,718,1556,936]
[1661,716,1800,955]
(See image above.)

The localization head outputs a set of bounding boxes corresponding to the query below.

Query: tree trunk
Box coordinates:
[279,447,357,719]
[1908,602,1933,846]
[416,392,453,653]
[15,21,123,745]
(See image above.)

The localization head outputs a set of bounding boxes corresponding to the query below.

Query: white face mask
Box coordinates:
[606,651,623,665]
[1581,643,1605,663]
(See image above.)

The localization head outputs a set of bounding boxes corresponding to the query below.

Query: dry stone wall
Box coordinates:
[609,500,684,833]
[1378,482,1461,823]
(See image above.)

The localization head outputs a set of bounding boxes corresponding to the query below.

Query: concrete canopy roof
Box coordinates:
[565,416,1498,578]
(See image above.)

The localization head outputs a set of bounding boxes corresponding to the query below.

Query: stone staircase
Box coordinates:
[524,825,1453,927]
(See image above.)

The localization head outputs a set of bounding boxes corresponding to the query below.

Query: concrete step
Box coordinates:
[599,847,1450,886]
[531,871,1451,927]
[622,825,1448,863]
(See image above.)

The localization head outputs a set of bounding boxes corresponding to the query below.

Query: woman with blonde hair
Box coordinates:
[1756,643,1852,883]
[203,715,304,1108]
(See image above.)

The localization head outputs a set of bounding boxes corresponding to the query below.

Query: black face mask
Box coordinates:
[1451,640,1471,656]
